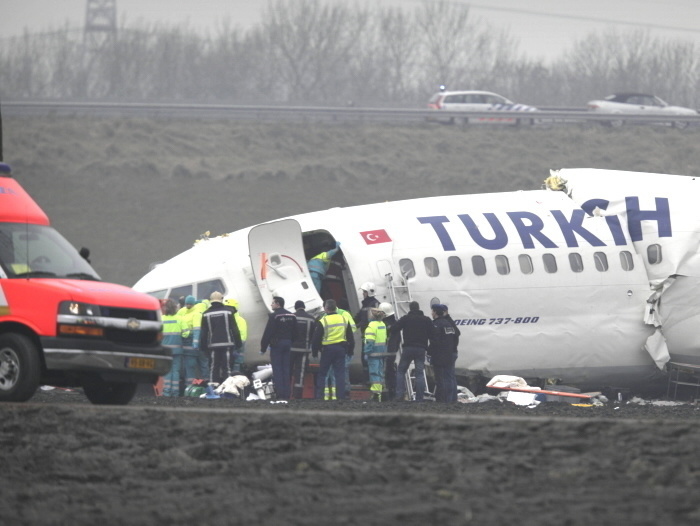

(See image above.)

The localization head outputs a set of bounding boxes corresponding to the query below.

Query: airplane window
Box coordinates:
[424,257,439,277]
[399,258,416,279]
[542,253,557,273]
[620,251,635,271]
[495,255,510,275]
[594,252,609,272]
[148,289,168,299]
[569,253,584,273]
[647,244,663,265]
[518,254,533,274]
[471,255,486,276]
[448,256,463,276]
[197,279,226,300]
[170,284,193,302]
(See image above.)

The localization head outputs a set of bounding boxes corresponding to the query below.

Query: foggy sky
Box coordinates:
[1,0,699,62]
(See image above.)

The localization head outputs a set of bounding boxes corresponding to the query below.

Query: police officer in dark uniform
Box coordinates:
[260,296,297,400]
[428,304,460,403]
[290,300,315,398]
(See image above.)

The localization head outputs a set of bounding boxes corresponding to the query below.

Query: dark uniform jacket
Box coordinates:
[391,309,433,350]
[428,316,460,366]
[200,302,242,350]
[354,296,380,333]
[292,308,316,350]
[260,307,297,351]
[383,314,400,353]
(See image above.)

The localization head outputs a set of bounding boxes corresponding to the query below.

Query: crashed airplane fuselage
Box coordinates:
[133,168,700,392]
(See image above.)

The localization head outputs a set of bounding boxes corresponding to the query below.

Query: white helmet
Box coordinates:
[359,282,376,296]
[378,302,394,317]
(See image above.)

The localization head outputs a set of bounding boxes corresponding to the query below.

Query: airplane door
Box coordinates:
[249,219,323,315]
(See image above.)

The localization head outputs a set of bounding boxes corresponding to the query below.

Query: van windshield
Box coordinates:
[0,222,100,280]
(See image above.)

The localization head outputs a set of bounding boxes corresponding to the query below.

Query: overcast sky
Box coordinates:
[2,0,699,62]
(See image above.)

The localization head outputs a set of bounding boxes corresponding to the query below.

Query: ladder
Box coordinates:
[384,271,431,401]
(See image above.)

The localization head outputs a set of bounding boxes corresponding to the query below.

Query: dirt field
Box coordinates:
[3,116,700,525]
[3,390,700,525]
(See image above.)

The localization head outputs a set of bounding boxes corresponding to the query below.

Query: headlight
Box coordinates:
[57,301,104,338]
[58,301,101,316]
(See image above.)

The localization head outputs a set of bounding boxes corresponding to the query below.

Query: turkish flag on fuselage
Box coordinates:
[360,229,392,244]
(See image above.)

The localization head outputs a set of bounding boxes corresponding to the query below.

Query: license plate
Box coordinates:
[126,357,156,370]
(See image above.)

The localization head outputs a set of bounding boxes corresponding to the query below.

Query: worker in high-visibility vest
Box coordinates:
[161,298,187,397]
[322,302,357,400]
[177,295,203,380]
[364,307,388,401]
[224,298,247,374]
[311,299,354,400]
[307,241,341,293]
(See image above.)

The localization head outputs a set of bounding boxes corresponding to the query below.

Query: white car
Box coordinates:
[587,93,698,129]
[427,90,538,126]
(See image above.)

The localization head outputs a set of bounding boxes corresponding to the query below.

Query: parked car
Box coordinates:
[587,93,698,129]
[427,90,538,126]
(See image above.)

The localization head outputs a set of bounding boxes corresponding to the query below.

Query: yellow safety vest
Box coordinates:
[320,312,348,345]
[365,320,387,345]
[177,305,202,337]
[235,313,247,342]
[337,308,357,332]
[161,314,184,346]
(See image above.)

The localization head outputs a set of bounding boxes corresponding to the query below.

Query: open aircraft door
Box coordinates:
[248,219,323,315]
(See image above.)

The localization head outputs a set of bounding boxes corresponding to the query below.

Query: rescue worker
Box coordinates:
[260,296,297,400]
[391,301,433,402]
[429,304,460,403]
[364,307,388,401]
[177,295,203,383]
[200,291,242,384]
[355,282,380,382]
[161,298,186,397]
[354,282,380,334]
[442,304,460,402]
[322,298,357,400]
[224,298,247,374]
[307,241,341,294]
[311,299,354,401]
[194,299,210,377]
[291,300,315,399]
[379,301,400,401]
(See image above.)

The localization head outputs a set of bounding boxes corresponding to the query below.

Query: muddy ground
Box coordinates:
[3,389,700,525]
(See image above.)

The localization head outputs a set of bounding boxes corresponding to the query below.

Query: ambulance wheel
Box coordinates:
[0,333,41,402]
[82,376,138,405]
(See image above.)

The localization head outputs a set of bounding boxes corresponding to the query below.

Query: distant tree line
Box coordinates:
[1,0,698,109]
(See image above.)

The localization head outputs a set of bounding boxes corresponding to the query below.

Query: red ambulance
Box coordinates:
[0,163,170,404]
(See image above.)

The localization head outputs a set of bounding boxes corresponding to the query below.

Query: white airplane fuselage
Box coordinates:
[133,169,700,392]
